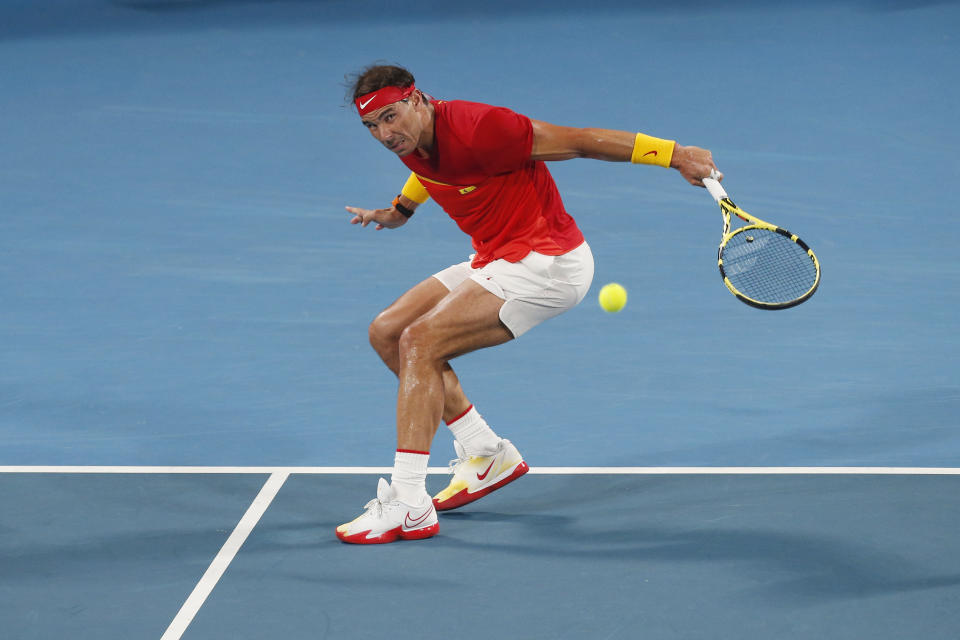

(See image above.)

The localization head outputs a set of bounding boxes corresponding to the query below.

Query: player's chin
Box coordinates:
[385,140,412,156]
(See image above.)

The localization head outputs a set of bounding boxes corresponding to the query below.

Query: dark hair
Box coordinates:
[345,64,415,104]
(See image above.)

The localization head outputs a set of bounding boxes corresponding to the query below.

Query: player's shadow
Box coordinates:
[440,509,960,604]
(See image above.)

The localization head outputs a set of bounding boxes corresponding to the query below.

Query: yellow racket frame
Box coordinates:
[706,175,821,310]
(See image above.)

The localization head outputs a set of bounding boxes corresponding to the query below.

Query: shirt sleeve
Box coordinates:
[401,172,430,204]
[468,106,534,176]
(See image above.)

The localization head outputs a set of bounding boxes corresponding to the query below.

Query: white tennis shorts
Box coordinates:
[432,242,594,338]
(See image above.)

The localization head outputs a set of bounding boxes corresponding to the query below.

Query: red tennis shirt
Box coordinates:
[401,100,584,268]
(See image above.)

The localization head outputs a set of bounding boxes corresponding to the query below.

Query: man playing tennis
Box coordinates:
[337,64,720,544]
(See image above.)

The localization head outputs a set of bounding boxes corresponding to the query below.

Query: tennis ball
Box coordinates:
[598,283,627,313]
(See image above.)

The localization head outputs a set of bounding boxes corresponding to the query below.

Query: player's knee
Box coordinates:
[397,317,439,363]
[368,310,401,355]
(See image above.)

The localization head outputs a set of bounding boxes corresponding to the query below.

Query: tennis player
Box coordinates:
[337,64,720,544]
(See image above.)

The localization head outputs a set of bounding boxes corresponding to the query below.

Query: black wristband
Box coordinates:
[393,195,415,218]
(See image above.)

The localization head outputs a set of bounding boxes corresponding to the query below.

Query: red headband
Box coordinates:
[355,84,417,116]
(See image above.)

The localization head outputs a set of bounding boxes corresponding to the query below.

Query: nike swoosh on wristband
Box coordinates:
[642,150,658,157]
[404,508,433,528]
[477,460,496,481]
[358,95,377,109]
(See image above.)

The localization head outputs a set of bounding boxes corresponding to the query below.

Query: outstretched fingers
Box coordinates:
[346,206,371,226]
[345,206,387,230]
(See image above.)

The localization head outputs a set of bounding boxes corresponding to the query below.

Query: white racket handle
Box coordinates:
[702,169,728,203]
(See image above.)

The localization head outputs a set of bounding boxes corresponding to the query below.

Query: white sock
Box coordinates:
[446,405,501,456]
[391,449,430,505]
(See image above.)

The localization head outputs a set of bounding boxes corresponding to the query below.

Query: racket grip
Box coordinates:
[702,169,728,202]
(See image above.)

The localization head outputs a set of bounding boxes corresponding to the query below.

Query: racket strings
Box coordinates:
[721,229,817,304]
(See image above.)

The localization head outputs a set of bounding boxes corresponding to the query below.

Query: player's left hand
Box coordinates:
[345,205,407,230]
[671,144,722,187]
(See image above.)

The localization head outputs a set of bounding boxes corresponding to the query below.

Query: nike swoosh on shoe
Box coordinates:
[404,508,433,528]
[476,459,496,481]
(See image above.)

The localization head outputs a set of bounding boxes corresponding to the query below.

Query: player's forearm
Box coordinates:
[385,172,430,223]
[574,128,677,168]
[396,194,420,214]
[390,172,429,221]
[530,121,674,167]
[387,194,418,223]
[562,127,638,162]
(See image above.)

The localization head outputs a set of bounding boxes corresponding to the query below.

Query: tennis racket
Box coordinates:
[703,171,820,310]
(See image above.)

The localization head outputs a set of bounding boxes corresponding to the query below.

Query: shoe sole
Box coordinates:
[336,522,439,545]
[433,461,529,512]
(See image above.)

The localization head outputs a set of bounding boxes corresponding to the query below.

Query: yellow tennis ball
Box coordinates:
[598,283,627,313]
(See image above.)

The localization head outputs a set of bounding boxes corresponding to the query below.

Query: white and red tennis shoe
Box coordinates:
[336,478,438,544]
[432,439,529,511]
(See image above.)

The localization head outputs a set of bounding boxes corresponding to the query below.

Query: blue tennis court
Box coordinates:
[1,1,958,638]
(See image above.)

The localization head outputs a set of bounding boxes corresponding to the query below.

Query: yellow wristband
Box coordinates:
[630,133,675,168]
[401,172,430,204]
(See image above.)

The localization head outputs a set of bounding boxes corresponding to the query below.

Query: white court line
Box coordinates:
[160,471,289,640]
[1,466,959,475]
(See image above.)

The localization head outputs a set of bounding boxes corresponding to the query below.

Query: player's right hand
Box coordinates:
[671,144,722,187]
[345,206,407,230]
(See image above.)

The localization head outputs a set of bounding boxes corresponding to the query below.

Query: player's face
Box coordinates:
[360,99,423,157]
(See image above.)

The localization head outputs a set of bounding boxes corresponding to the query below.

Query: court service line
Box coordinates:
[1,466,959,475]
[160,471,289,640]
